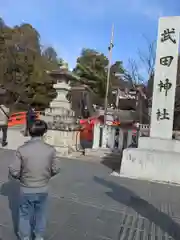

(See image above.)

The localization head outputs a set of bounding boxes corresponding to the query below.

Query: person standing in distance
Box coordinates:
[0,103,9,147]
[9,120,60,240]
[25,105,36,136]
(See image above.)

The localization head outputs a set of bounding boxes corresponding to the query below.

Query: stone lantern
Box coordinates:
[43,65,82,156]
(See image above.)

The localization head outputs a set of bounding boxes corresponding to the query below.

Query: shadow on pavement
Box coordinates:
[0,180,20,235]
[101,151,122,172]
[94,176,180,240]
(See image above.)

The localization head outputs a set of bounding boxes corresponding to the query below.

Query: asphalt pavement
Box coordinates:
[0,149,180,239]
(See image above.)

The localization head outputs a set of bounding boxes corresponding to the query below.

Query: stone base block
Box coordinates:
[85,148,112,157]
[43,130,79,155]
[138,137,180,153]
[55,146,69,156]
[120,148,180,184]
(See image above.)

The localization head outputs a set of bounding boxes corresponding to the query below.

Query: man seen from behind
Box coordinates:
[9,120,60,240]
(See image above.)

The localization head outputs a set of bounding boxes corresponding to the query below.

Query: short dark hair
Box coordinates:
[29,120,48,137]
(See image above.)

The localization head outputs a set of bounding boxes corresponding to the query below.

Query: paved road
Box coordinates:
[2,127,30,151]
[0,149,180,239]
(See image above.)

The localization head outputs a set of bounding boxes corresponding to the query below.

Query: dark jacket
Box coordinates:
[26,108,36,125]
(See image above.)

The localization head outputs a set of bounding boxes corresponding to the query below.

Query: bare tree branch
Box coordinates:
[123,36,155,123]
[126,58,145,88]
[125,36,156,90]
[137,36,155,77]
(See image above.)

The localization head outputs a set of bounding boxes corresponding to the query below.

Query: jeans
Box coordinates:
[25,121,33,136]
[80,140,93,149]
[18,192,48,239]
[0,124,7,143]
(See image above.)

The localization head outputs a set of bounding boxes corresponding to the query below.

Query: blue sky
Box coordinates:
[1,0,180,72]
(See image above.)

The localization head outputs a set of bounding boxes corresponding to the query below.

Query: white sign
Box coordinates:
[150,17,180,139]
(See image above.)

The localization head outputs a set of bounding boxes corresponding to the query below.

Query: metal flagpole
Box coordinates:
[104,24,114,124]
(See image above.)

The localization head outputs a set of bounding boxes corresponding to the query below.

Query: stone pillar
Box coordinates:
[101,125,108,148]
[109,127,115,149]
[118,129,124,151]
[107,126,112,148]
[127,130,133,148]
[120,17,180,184]
[150,17,180,139]
[92,123,100,148]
